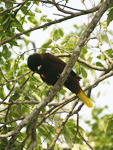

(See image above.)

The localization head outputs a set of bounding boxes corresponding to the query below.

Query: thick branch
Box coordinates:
[28,115,38,150]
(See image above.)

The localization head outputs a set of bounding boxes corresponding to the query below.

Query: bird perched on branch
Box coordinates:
[27,53,93,108]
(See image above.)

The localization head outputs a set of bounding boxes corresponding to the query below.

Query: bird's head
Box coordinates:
[27,53,42,73]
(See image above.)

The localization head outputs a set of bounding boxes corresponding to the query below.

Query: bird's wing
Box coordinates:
[48,53,66,66]
[70,70,81,80]
[48,53,81,80]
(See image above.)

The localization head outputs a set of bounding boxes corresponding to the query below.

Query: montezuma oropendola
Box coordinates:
[27,53,93,108]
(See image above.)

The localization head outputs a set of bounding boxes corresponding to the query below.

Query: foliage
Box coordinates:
[0,0,113,150]
[86,107,113,150]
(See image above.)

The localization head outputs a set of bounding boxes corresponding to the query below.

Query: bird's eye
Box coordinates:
[37,66,40,70]
[37,65,42,70]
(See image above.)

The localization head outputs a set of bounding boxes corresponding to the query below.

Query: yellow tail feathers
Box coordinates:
[77,89,93,108]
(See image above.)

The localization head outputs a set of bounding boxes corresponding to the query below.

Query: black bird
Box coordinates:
[27,53,93,108]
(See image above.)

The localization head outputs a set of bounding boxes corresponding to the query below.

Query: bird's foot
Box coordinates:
[57,74,69,82]
[57,74,62,79]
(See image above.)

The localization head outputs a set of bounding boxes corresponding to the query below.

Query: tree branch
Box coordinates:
[55,53,107,71]
[0,70,31,85]
[0,3,101,46]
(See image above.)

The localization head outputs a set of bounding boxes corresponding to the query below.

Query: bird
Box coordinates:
[27,53,93,108]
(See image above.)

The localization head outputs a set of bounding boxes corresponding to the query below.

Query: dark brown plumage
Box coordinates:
[27,53,93,108]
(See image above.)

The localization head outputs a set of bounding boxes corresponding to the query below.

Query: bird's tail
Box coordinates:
[77,89,93,108]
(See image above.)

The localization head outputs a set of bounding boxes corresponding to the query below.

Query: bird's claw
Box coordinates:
[57,74,62,79]
[57,74,68,82]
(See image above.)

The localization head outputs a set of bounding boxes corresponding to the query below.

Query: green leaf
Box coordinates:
[3,16,10,25]
[102,20,107,31]
[33,1,39,5]
[15,89,22,94]
[96,62,104,67]
[10,94,20,101]
[79,145,90,150]
[10,59,16,70]
[5,70,14,79]
[27,10,35,16]
[40,15,47,22]
[26,1,31,6]
[47,125,55,134]
[28,16,38,25]
[50,29,55,37]
[85,52,92,60]
[10,111,21,118]
[41,39,52,48]
[92,107,107,120]
[60,36,69,45]
[107,8,113,26]
[21,54,24,60]
[38,126,48,138]
[23,93,30,100]
[9,40,18,46]
[81,67,87,78]
[54,143,62,150]
[36,134,42,149]
[0,30,5,36]
[101,54,105,61]
[31,92,41,102]
[59,28,64,37]
[26,122,32,134]
[5,59,11,70]
[65,0,69,3]
[72,144,89,150]
[97,91,100,98]
[16,104,22,116]
[90,69,96,78]
[21,6,28,15]
[35,7,41,13]
[105,115,113,134]
[50,29,60,41]
[62,126,73,147]
[10,89,22,100]
[6,83,11,90]
[43,26,47,31]
[53,30,60,41]
[105,49,113,57]
[5,1,13,8]
[0,87,5,99]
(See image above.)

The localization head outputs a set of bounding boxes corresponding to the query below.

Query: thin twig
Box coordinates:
[0,70,31,85]
[98,42,113,64]
[3,81,16,102]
